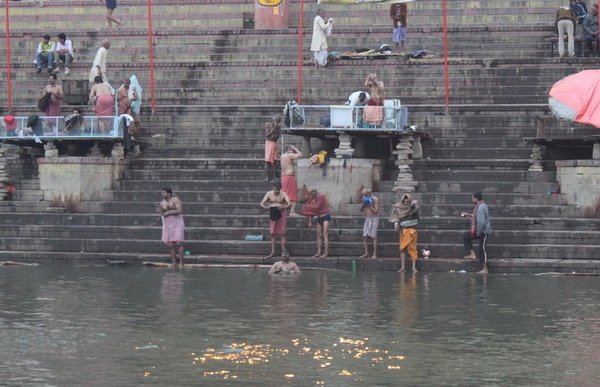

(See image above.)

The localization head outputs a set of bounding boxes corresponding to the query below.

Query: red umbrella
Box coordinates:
[549,69,600,128]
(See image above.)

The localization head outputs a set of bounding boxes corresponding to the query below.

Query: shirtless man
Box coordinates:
[43,74,63,117]
[264,119,280,181]
[364,73,385,106]
[260,182,292,259]
[268,251,301,274]
[302,188,331,259]
[280,145,303,216]
[359,188,380,259]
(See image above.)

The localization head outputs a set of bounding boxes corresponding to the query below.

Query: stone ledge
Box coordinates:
[556,159,600,168]
[38,157,125,165]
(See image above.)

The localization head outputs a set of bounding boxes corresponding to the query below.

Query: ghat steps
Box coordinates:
[0,1,599,267]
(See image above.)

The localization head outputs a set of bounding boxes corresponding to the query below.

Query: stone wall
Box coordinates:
[556,160,600,214]
[38,157,128,202]
[296,158,383,215]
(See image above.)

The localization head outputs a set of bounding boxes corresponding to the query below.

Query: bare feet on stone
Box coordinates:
[319,254,328,259]
[397,267,406,273]
[310,253,321,258]
[265,253,275,259]
[359,254,369,259]
[370,254,377,259]
[463,253,477,260]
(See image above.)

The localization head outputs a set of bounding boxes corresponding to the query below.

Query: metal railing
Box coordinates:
[287,104,409,131]
[1,115,122,140]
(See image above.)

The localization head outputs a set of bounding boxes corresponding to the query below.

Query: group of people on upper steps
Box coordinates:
[310,3,407,69]
[555,0,598,57]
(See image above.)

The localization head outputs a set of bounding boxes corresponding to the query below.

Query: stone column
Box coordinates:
[529,143,544,172]
[302,136,312,156]
[334,133,355,158]
[392,133,418,193]
[111,143,125,158]
[44,142,59,158]
[593,143,600,160]
[0,147,7,200]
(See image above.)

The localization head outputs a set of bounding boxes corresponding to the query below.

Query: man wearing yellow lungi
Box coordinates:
[389,193,420,273]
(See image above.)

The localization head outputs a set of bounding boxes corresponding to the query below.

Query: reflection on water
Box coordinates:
[0,265,599,385]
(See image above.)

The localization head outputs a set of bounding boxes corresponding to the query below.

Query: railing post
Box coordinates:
[4,0,13,111]
[147,0,156,113]
[442,0,449,112]
[296,0,304,104]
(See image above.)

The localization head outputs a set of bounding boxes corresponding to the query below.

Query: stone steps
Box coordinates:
[412,170,557,182]
[0,0,565,32]
[1,212,596,230]
[382,180,559,195]
[1,235,598,260]
[1,224,598,246]
[413,158,532,169]
[422,147,532,159]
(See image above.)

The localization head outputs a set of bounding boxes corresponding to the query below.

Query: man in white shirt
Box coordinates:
[347,91,370,107]
[347,91,369,127]
[310,9,333,69]
[89,40,111,84]
[55,33,74,75]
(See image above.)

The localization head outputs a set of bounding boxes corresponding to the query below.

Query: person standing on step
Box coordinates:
[556,4,576,57]
[35,34,55,74]
[160,188,185,268]
[390,2,408,54]
[301,188,331,259]
[264,120,280,182]
[389,193,420,273]
[55,33,74,75]
[360,188,379,259]
[90,75,115,133]
[311,8,333,69]
[43,74,63,118]
[102,0,122,30]
[260,182,292,259]
[89,40,111,85]
[280,144,303,216]
[461,192,492,274]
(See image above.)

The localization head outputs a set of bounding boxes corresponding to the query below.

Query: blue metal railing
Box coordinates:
[1,115,122,140]
[287,104,409,131]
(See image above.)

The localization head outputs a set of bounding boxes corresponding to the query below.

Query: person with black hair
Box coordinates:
[160,188,185,268]
[42,74,63,117]
[260,182,291,259]
[55,33,74,75]
[35,34,55,74]
[461,192,492,274]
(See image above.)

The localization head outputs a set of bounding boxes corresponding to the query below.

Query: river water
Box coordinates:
[0,265,598,386]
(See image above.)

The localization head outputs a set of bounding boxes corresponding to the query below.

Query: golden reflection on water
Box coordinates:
[196,337,406,381]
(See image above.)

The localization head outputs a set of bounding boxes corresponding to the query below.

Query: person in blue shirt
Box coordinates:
[582,5,599,56]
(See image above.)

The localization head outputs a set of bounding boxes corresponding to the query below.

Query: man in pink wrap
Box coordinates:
[160,188,185,267]
[301,188,331,259]
[90,75,115,133]
[280,144,303,216]
[43,74,63,118]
